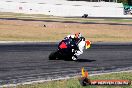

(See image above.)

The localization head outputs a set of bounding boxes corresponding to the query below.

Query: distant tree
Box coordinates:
[117,0,128,5]
[128,0,132,5]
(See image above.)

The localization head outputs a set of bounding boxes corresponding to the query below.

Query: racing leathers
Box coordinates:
[64,35,86,60]
[72,37,85,60]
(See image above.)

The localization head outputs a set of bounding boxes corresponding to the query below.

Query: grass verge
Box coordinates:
[0,12,132,42]
[1,12,132,23]
[7,71,132,88]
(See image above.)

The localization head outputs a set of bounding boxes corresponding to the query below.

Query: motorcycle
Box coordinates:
[49,39,78,61]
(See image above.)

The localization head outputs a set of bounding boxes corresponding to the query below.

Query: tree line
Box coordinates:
[118,0,131,5]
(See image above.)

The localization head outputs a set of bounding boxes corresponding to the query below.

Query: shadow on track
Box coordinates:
[49,58,96,62]
[76,59,96,62]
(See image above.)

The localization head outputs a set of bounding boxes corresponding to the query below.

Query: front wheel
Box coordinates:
[49,51,58,60]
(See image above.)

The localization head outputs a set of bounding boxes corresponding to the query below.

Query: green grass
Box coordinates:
[104,19,132,22]
[0,12,132,23]
[6,72,132,88]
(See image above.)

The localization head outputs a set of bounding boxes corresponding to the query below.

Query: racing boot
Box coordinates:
[72,55,78,61]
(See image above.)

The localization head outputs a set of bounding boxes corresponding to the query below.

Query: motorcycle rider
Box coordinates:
[64,33,86,61]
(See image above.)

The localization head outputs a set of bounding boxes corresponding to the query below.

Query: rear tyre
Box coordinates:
[49,51,57,60]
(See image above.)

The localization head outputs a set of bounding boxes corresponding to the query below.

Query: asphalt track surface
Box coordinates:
[0,42,132,85]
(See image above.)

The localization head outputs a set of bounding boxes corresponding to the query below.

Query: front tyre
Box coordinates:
[49,51,58,60]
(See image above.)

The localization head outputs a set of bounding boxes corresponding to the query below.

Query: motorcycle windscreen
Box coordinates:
[59,42,67,49]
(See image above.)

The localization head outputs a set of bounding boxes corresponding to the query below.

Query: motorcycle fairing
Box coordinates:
[59,41,67,49]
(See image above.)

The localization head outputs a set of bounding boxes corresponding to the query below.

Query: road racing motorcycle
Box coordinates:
[49,38,91,61]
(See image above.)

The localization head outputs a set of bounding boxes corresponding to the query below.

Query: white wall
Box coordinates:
[0,0,124,17]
